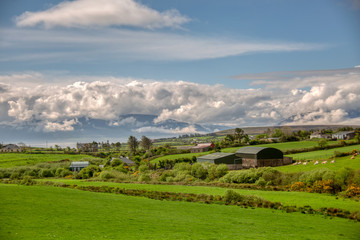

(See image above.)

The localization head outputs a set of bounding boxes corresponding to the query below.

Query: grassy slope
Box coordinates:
[286,144,360,161]
[276,154,360,173]
[1,184,359,240]
[0,153,96,168]
[151,140,348,161]
[37,179,360,212]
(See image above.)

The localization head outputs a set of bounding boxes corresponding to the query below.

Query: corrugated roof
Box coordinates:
[120,157,134,165]
[70,161,89,167]
[198,152,235,160]
[236,147,269,154]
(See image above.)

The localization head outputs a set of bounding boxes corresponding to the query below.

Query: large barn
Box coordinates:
[235,147,291,168]
[197,152,242,170]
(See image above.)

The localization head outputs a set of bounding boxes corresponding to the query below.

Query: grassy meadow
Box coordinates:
[1,184,360,240]
[276,154,360,172]
[37,179,360,212]
[0,153,97,168]
[287,144,360,161]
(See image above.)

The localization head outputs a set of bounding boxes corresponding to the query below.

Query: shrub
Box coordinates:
[39,169,55,178]
[110,158,122,167]
[190,163,208,180]
[79,165,101,179]
[138,173,151,182]
[255,177,267,186]
[138,164,149,173]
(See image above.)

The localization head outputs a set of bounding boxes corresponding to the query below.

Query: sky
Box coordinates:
[0,0,360,144]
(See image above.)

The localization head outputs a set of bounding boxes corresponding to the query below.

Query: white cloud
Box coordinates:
[15,0,190,29]
[0,28,323,62]
[1,69,359,131]
[135,125,202,135]
[43,119,78,132]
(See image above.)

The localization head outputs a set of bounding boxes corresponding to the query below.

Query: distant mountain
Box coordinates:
[213,125,360,136]
[0,114,230,147]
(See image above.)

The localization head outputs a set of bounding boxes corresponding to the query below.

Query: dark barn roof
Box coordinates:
[197,152,241,164]
[235,147,283,159]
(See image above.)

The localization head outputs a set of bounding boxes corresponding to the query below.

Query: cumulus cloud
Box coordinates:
[15,0,190,29]
[135,125,202,135]
[1,69,360,132]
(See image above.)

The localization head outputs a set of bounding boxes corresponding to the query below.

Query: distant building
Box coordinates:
[0,144,21,152]
[76,142,98,152]
[235,147,291,168]
[310,132,331,139]
[332,131,356,140]
[197,152,242,170]
[190,143,215,153]
[69,161,89,171]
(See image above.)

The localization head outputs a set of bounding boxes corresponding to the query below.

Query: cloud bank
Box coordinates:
[1,68,360,132]
[15,0,190,29]
[1,28,321,62]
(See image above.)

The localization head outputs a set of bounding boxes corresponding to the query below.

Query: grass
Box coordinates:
[36,179,360,212]
[151,140,350,162]
[276,154,360,172]
[151,151,213,163]
[0,153,97,168]
[1,184,359,240]
[286,144,360,161]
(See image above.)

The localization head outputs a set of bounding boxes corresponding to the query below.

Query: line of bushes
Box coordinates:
[2,179,359,221]
[283,140,358,155]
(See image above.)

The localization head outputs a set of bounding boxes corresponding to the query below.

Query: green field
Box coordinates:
[286,144,360,161]
[1,184,359,240]
[0,153,96,168]
[36,179,360,212]
[151,140,349,162]
[276,154,360,173]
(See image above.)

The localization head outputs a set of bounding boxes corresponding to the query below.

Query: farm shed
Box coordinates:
[235,147,287,168]
[197,152,242,170]
[190,143,215,153]
[69,161,89,171]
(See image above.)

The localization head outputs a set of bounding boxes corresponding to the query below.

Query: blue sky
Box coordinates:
[0,0,360,143]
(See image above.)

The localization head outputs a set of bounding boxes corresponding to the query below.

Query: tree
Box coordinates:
[127,136,139,155]
[140,136,152,152]
[114,142,121,151]
[234,128,245,141]
[354,133,360,144]
[317,139,328,149]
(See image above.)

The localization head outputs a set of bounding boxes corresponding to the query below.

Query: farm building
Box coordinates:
[69,161,89,171]
[0,144,21,152]
[197,152,242,170]
[331,131,356,140]
[310,132,332,139]
[235,147,291,168]
[190,143,215,153]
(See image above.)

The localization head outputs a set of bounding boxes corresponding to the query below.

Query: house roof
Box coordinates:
[332,131,355,135]
[70,161,90,168]
[120,157,135,165]
[193,143,214,149]
[3,144,20,150]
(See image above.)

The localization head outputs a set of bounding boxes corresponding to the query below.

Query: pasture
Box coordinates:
[276,154,360,173]
[1,184,359,240]
[37,179,360,212]
[286,144,360,161]
[151,140,351,162]
[0,153,96,168]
